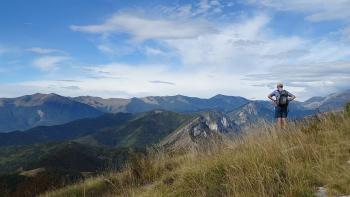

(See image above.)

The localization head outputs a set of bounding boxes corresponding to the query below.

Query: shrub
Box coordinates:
[345,102,350,116]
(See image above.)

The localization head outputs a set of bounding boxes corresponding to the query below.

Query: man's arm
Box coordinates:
[267,92,276,101]
[268,93,277,106]
[288,92,296,101]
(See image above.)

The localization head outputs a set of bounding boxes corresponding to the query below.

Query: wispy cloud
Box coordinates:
[70,13,217,41]
[149,80,176,85]
[159,0,224,18]
[13,62,256,98]
[193,0,223,16]
[26,47,65,54]
[55,79,81,82]
[61,85,81,90]
[96,43,134,56]
[32,56,69,71]
[144,46,168,56]
[248,0,350,22]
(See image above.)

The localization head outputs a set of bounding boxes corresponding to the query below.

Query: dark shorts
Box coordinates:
[275,106,288,118]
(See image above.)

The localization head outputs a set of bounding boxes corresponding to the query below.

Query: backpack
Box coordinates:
[277,90,289,107]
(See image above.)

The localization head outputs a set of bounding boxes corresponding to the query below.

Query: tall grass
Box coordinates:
[42,111,350,197]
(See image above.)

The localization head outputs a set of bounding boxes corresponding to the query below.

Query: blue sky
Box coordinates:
[0,0,350,100]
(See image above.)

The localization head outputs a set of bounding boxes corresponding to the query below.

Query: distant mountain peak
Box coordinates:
[0,93,102,132]
[17,93,79,107]
[211,93,227,97]
[304,96,325,104]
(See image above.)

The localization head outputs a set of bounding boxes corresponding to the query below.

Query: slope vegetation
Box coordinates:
[43,110,350,197]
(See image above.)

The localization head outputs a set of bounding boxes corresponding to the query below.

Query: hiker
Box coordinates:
[267,83,296,128]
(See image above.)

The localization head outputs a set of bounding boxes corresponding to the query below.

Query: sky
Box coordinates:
[0,0,350,100]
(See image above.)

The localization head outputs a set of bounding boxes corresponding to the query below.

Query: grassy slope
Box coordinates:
[42,112,350,197]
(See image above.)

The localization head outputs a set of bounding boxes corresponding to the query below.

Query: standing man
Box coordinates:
[268,83,296,128]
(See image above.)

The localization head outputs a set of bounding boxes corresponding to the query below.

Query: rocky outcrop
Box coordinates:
[160,111,238,151]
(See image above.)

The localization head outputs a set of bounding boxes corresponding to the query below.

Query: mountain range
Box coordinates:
[1,89,349,133]
[73,94,249,113]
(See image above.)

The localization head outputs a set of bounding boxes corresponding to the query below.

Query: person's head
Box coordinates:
[277,83,283,91]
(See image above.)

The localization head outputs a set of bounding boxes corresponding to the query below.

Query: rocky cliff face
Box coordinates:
[160,111,238,151]
[228,101,274,129]
[228,100,320,129]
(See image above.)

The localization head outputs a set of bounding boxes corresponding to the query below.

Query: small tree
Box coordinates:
[346,102,350,116]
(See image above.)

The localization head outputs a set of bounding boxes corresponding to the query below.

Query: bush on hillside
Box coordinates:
[346,102,350,116]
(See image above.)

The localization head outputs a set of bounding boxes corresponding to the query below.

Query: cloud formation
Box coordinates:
[249,0,350,22]
[68,3,350,99]
[15,62,255,99]
[2,1,350,100]
[32,56,69,71]
[149,80,176,85]
[70,13,216,41]
[26,47,65,54]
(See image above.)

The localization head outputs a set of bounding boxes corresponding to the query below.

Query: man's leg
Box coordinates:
[281,118,287,129]
[277,117,282,127]
[275,107,282,127]
[281,106,288,129]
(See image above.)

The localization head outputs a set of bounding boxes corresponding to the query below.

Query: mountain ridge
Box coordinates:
[0,93,103,132]
[0,89,349,133]
[72,94,249,113]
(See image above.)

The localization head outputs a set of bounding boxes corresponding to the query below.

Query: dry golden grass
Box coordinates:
[42,111,350,197]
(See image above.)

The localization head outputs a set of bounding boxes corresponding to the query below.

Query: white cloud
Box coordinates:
[249,0,350,22]
[149,80,176,85]
[26,47,64,54]
[97,44,114,54]
[96,43,134,56]
[70,13,216,41]
[14,62,264,99]
[164,14,308,70]
[157,0,224,19]
[32,56,69,71]
[189,0,223,16]
[245,61,350,99]
[64,4,350,100]
[198,0,212,14]
[4,57,350,100]
[176,4,193,17]
[144,46,167,56]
